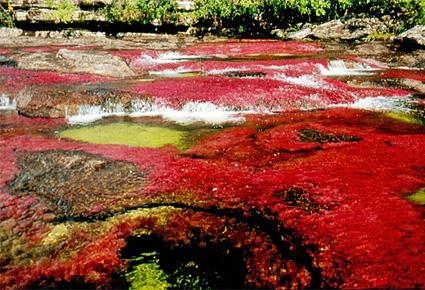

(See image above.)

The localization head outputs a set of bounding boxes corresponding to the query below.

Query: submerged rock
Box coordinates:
[8,150,145,218]
[59,122,188,149]
[15,85,143,118]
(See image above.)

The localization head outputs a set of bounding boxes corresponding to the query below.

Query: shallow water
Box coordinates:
[58,122,188,148]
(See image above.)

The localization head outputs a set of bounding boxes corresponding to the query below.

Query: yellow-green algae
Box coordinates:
[59,122,187,148]
[126,252,170,290]
[385,112,423,125]
[406,188,425,205]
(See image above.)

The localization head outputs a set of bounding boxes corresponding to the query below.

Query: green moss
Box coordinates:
[407,188,425,205]
[385,112,423,125]
[126,252,170,290]
[58,122,187,148]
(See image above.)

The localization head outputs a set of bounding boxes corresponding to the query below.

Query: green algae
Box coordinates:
[385,112,423,125]
[406,188,425,205]
[126,252,170,290]
[58,122,187,148]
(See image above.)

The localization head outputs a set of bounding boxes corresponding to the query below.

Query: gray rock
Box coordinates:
[292,18,388,40]
[397,25,425,49]
[270,29,286,39]
[287,27,314,40]
[341,18,387,40]
[56,49,136,77]
[0,27,24,38]
[15,52,61,71]
[312,20,345,39]
[15,49,135,78]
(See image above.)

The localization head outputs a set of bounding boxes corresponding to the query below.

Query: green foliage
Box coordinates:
[104,0,178,25]
[192,0,425,36]
[47,0,78,24]
[0,1,15,27]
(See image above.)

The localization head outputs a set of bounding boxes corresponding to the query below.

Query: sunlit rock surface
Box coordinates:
[0,35,424,289]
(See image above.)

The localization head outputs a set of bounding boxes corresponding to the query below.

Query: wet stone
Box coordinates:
[223,71,266,78]
[299,128,362,144]
[7,150,145,218]
[274,187,328,214]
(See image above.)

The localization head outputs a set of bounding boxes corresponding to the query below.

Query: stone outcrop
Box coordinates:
[3,0,195,26]
[0,27,24,38]
[286,18,388,41]
[8,150,145,218]
[14,49,135,77]
[396,25,425,49]
[15,85,144,118]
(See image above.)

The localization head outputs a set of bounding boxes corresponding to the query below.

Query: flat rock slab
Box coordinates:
[14,49,136,78]
[8,150,145,218]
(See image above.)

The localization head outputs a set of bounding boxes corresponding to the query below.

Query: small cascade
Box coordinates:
[319,60,381,76]
[344,96,412,111]
[0,96,16,110]
[132,52,203,68]
[274,74,328,89]
[66,100,251,125]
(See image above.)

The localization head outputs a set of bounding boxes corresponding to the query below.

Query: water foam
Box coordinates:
[331,96,412,112]
[66,100,250,125]
[0,95,16,110]
[149,67,196,77]
[319,60,381,76]
[274,74,328,89]
[133,52,202,67]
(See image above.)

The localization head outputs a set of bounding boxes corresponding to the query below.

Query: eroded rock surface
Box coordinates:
[15,49,135,77]
[8,150,145,218]
[288,18,388,41]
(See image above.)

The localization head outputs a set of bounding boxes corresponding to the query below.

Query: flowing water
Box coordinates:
[0,38,424,289]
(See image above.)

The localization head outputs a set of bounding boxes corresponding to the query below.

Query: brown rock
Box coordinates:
[8,150,145,218]
[15,85,145,118]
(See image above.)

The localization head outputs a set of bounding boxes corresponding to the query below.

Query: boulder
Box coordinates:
[15,49,135,77]
[396,25,425,49]
[286,27,314,40]
[311,20,345,39]
[15,85,143,118]
[287,18,388,41]
[0,27,23,38]
[340,18,388,40]
[56,49,135,77]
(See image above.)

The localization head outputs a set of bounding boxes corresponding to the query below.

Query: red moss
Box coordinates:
[184,40,322,56]
[0,48,12,55]
[380,69,425,82]
[0,67,115,94]
[126,74,408,109]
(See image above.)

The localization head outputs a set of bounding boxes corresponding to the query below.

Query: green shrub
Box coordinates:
[47,0,78,24]
[104,0,178,25]
[192,0,425,36]
[0,1,14,27]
